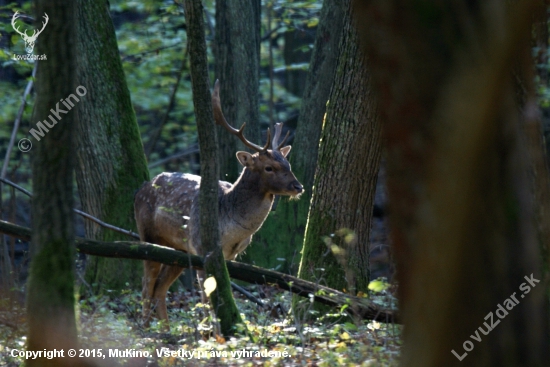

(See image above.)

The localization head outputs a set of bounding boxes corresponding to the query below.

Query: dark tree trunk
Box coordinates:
[184,0,242,336]
[0,219,397,323]
[26,1,81,366]
[297,3,381,300]
[354,0,549,365]
[243,0,346,273]
[75,0,150,292]
[214,0,260,183]
[530,4,550,282]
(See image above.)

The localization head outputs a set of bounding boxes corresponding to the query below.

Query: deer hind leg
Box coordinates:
[142,260,162,326]
[151,264,184,330]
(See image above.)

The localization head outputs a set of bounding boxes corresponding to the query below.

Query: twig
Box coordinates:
[74,209,139,239]
[1,62,33,273]
[122,43,181,61]
[261,25,283,42]
[230,282,267,308]
[0,178,31,197]
[1,63,37,180]
[76,268,95,296]
[146,44,190,159]
[147,145,199,169]
[0,219,399,323]
[0,177,139,239]
[0,317,18,330]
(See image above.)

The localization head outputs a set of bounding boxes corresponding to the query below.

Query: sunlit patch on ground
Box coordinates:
[0,284,400,366]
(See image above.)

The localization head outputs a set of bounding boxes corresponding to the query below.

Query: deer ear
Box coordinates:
[280,145,292,157]
[236,151,254,167]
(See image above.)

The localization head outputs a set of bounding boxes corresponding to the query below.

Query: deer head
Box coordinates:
[12,11,49,54]
[137,80,303,330]
[212,79,303,198]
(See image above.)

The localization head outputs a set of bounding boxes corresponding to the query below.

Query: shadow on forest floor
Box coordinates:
[0,283,400,366]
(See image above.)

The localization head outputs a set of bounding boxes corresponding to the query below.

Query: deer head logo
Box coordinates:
[11,11,49,54]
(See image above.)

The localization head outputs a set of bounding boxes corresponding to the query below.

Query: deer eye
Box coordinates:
[265,166,273,172]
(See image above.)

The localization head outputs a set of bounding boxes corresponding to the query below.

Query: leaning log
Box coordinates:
[0,219,398,322]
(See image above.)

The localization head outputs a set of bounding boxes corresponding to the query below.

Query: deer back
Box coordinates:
[135,80,302,260]
[188,170,276,260]
[135,172,228,255]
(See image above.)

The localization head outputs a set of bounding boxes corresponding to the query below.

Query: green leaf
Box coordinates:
[368,279,390,293]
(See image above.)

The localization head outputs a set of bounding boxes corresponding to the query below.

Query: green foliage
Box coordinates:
[109,0,195,176]
[368,279,391,293]
[1,285,400,366]
[0,0,320,189]
[0,2,404,364]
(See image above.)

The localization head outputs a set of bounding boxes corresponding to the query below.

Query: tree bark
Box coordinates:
[354,0,549,365]
[184,0,242,336]
[26,1,81,365]
[297,2,381,299]
[244,0,346,273]
[522,8,550,318]
[75,0,150,292]
[214,0,260,182]
[0,219,396,323]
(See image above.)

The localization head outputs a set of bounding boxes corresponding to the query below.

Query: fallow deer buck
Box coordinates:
[135,80,303,328]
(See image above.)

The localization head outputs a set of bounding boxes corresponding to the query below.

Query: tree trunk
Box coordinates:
[26,1,81,366]
[354,0,549,365]
[184,0,242,336]
[530,3,550,282]
[214,0,260,183]
[243,0,346,273]
[0,219,397,323]
[75,0,150,292]
[297,3,381,301]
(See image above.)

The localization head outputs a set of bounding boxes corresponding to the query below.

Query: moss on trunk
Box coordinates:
[75,0,149,292]
[295,1,381,316]
[242,0,346,273]
[355,0,549,365]
[214,0,260,182]
[26,1,81,365]
[185,0,243,336]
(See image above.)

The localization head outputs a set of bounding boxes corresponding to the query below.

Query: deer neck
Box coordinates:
[223,168,274,231]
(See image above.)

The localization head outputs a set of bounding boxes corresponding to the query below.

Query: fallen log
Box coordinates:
[0,219,398,323]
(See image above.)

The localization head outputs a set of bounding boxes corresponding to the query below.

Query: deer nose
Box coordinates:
[293,183,303,193]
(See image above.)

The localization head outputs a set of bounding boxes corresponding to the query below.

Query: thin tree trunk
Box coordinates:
[297,3,381,300]
[75,0,150,292]
[184,0,242,336]
[214,0,260,182]
[26,1,81,365]
[354,1,549,365]
[0,218,397,323]
[244,0,346,273]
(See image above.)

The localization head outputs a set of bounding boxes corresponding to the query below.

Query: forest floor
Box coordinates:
[0,284,400,366]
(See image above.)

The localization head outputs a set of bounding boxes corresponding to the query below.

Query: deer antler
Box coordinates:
[212,79,270,153]
[11,11,27,37]
[271,123,289,151]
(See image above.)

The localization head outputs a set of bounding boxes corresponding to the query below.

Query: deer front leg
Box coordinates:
[151,264,184,331]
[142,260,162,327]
